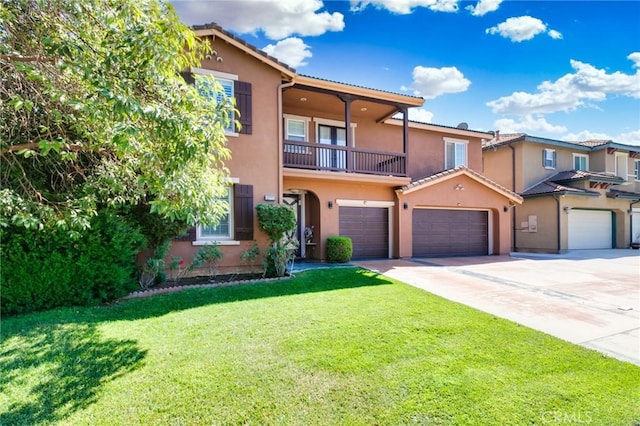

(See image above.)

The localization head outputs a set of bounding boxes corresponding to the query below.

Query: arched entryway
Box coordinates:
[282,189,320,259]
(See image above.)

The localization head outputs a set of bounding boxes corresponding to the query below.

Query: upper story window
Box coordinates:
[444,137,468,169]
[634,159,640,181]
[615,153,628,180]
[192,68,238,135]
[197,186,233,241]
[284,114,311,154]
[573,153,588,171]
[542,148,556,169]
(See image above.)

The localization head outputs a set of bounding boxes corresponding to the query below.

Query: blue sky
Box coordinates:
[170,0,640,145]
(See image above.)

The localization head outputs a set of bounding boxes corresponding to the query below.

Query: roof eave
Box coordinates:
[294,75,424,107]
[192,27,296,79]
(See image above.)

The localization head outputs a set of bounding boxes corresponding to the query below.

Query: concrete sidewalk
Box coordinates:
[354,250,640,366]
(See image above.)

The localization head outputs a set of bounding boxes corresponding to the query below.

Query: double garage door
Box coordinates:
[339,207,489,258]
[412,209,489,257]
[567,209,613,249]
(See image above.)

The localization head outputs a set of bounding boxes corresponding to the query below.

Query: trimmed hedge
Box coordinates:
[1,211,145,316]
[326,236,352,263]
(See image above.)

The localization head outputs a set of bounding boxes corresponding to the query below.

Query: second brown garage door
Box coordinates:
[412,209,488,257]
[339,207,389,258]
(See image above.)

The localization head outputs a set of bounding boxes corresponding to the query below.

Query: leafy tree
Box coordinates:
[0,0,232,232]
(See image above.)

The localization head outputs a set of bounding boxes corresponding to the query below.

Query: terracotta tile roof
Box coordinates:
[482,133,525,149]
[577,139,612,147]
[521,181,600,198]
[399,166,523,203]
[550,170,624,184]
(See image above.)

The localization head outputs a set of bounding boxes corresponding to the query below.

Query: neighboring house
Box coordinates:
[482,133,640,253]
[170,24,522,272]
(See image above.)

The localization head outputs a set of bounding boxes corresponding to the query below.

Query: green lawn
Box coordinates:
[2,268,639,425]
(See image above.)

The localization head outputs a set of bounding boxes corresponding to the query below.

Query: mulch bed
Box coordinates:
[123,273,288,300]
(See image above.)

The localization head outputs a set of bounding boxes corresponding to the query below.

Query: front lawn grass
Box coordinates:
[2,268,639,425]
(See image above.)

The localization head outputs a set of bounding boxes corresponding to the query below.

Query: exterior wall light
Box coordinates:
[328,201,333,209]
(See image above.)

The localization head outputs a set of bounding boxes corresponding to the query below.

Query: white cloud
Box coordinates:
[392,107,434,123]
[494,115,567,134]
[408,65,471,99]
[548,29,563,40]
[262,37,312,68]
[465,0,502,16]
[170,0,345,40]
[561,129,640,146]
[408,108,434,123]
[486,56,640,115]
[629,52,640,68]
[615,129,640,145]
[350,0,458,15]
[485,16,561,42]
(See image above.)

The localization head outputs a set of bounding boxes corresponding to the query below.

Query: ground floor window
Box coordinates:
[197,187,232,240]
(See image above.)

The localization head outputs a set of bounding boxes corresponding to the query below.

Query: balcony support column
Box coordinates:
[338,94,352,172]
[401,107,408,175]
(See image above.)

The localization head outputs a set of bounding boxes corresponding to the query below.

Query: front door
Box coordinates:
[318,124,346,170]
[283,194,302,257]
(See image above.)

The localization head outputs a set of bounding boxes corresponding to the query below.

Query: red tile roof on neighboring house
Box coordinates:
[576,140,612,147]
[521,181,601,198]
[550,169,624,184]
[397,166,523,203]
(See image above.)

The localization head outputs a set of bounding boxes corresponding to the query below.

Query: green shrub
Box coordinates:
[256,204,297,278]
[1,211,145,316]
[326,236,352,263]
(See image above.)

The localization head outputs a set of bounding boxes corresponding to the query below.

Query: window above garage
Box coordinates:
[444,137,468,169]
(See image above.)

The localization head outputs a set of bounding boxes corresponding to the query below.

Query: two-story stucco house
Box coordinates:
[483,133,640,253]
[170,24,522,272]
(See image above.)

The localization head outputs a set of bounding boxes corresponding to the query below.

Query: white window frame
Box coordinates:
[634,159,640,181]
[573,153,589,171]
[444,137,468,169]
[196,186,235,244]
[313,117,357,147]
[615,152,628,181]
[284,114,311,154]
[191,67,239,137]
[543,148,556,169]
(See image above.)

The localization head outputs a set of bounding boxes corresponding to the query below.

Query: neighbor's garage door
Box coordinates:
[339,207,389,258]
[412,209,488,257]
[568,209,612,249]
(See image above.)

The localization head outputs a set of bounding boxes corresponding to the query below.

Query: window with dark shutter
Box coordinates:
[234,184,254,240]
[180,71,195,85]
[234,81,252,134]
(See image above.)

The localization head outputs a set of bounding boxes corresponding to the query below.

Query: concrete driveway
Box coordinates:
[354,249,640,366]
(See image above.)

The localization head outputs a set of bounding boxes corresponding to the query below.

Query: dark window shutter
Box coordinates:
[176,226,196,241]
[180,71,195,85]
[542,149,545,166]
[234,81,252,134]
[234,184,254,240]
[553,151,557,168]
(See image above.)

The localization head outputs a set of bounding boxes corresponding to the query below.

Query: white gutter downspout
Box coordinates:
[277,79,296,203]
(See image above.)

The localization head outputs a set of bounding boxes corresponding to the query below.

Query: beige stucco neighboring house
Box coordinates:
[482,133,640,253]
[169,24,523,273]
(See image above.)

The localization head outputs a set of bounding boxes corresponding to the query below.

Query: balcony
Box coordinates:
[283,140,406,177]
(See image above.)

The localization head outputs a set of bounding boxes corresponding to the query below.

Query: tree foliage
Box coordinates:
[0,0,232,231]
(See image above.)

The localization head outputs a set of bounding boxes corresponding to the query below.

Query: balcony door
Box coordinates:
[318,124,346,170]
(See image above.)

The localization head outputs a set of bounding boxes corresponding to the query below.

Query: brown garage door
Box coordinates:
[339,207,389,258]
[413,209,488,257]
